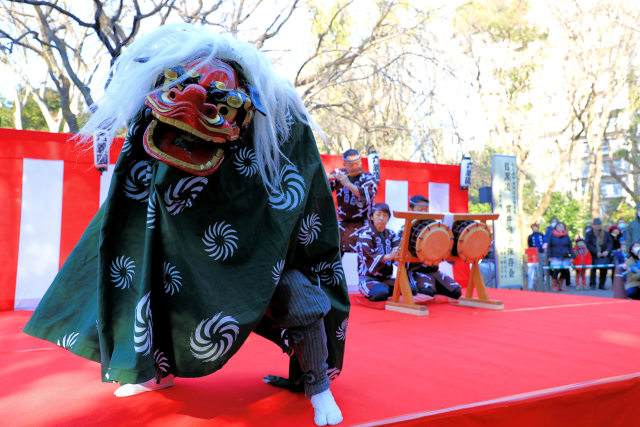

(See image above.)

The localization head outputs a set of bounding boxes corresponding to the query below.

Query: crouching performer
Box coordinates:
[356,203,401,301]
[404,195,462,300]
[23,24,348,426]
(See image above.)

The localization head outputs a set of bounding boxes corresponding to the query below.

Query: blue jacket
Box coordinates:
[548,232,574,259]
[528,231,545,253]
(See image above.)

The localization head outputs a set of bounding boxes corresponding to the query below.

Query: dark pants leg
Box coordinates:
[270,269,331,397]
[411,271,436,297]
[560,268,571,287]
[359,276,394,301]
[589,267,597,288]
[599,267,608,289]
[591,266,607,289]
[431,270,462,299]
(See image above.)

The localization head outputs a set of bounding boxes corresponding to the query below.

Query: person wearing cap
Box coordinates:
[572,236,592,290]
[327,149,378,253]
[625,204,640,255]
[355,203,401,301]
[585,218,613,290]
[399,195,462,299]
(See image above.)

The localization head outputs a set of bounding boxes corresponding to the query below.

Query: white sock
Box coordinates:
[114,374,175,397]
[310,389,343,426]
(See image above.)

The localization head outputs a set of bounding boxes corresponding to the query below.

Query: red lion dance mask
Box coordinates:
[143,58,264,176]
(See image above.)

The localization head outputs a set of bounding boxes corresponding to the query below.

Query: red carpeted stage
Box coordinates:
[2,288,640,426]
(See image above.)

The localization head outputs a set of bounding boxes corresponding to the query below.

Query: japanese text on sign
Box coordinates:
[491,155,522,288]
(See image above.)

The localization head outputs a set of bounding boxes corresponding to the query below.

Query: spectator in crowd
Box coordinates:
[625,204,640,255]
[622,242,640,300]
[617,218,628,243]
[528,223,545,254]
[572,236,592,290]
[542,216,559,251]
[584,224,594,237]
[355,203,400,301]
[547,221,574,291]
[527,223,545,291]
[401,195,462,300]
[328,149,378,253]
[585,218,613,290]
[608,225,622,282]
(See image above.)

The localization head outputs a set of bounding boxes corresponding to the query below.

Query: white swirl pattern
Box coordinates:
[164,176,208,215]
[313,260,345,287]
[298,213,321,246]
[123,160,151,201]
[203,221,239,261]
[336,317,348,341]
[154,349,170,373]
[162,261,183,295]
[110,256,136,289]
[146,191,157,229]
[134,292,153,355]
[57,332,79,349]
[190,313,240,362]
[272,260,285,284]
[233,147,258,177]
[268,164,305,211]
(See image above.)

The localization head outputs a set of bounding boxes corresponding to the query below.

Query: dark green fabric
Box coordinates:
[24,110,349,385]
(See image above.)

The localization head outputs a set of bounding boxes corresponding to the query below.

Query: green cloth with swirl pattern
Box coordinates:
[24,110,350,386]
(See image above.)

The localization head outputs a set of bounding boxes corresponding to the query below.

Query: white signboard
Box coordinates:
[491,155,522,288]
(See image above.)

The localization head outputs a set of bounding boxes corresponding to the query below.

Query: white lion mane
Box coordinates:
[80,23,317,191]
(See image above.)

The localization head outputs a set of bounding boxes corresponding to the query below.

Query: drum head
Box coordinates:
[414,222,453,266]
[456,222,491,262]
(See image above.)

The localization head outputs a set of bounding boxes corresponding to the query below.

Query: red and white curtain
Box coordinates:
[1,128,467,310]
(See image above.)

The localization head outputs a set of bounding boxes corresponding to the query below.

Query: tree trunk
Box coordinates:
[33,86,62,132]
[591,137,603,218]
[529,139,577,224]
[589,102,612,219]
[517,167,527,251]
[10,85,27,130]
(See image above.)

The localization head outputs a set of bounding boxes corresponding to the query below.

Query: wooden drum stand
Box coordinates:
[385,211,502,316]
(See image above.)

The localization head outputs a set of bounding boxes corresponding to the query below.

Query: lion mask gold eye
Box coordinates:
[164,69,178,80]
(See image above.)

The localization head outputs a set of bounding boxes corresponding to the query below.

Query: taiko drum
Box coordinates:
[408,220,454,266]
[451,220,492,263]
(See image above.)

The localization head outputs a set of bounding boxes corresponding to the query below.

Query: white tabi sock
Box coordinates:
[114,374,175,397]
[310,389,343,426]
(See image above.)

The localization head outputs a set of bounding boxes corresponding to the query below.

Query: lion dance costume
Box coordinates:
[24,23,348,426]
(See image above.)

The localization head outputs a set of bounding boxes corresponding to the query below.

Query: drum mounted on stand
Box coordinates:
[451,220,492,263]
[408,220,453,266]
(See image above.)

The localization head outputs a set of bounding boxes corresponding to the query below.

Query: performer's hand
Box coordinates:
[336,171,349,185]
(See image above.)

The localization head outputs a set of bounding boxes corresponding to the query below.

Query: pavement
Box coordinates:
[557,285,614,298]
[529,277,616,298]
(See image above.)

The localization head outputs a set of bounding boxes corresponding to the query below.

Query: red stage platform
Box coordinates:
[2,289,640,426]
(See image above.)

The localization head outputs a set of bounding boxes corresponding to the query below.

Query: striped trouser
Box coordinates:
[269,269,332,397]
